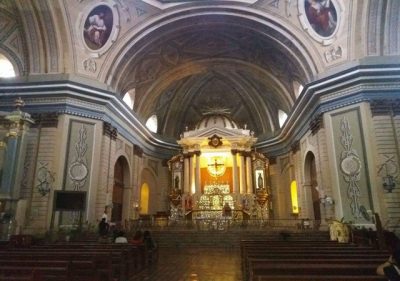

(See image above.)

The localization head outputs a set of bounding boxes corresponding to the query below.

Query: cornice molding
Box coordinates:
[255,64,400,156]
[370,99,400,116]
[31,112,59,128]
[1,65,400,158]
[0,81,179,158]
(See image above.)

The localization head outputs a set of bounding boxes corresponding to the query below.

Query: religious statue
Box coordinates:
[174,175,180,190]
[257,173,264,189]
[223,202,232,217]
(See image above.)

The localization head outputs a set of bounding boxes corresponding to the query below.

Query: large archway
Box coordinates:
[140,183,149,214]
[111,156,130,223]
[140,168,158,215]
[304,151,321,228]
[104,6,319,141]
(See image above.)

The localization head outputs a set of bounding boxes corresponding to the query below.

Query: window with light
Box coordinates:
[146,115,158,133]
[0,54,16,78]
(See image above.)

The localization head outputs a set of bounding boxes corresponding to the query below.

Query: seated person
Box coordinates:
[143,230,157,250]
[143,230,158,263]
[377,249,400,280]
[129,230,143,245]
[114,231,128,243]
[377,231,400,280]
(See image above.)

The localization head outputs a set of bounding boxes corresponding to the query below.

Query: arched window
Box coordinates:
[278,109,288,128]
[146,114,158,133]
[292,81,304,99]
[123,88,135,110]
[0,54,16,78]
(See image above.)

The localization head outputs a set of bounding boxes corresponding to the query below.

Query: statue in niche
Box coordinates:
[257,173,264,189]
[174,175,180,190]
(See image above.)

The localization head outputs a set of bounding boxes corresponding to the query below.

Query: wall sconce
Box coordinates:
[37,181,51,196]
[320,195,335,206]
[36,162,54,196]
[381,162,396,193]
[0,141,6,149]
[383,174,396,193]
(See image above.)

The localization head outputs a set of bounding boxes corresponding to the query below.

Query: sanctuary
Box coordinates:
[167,111,271,223]
[0,0,399,239]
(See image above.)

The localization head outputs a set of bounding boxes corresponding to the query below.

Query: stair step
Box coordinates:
[151,230,330,248]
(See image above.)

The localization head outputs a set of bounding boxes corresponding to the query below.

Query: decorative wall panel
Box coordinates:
[331,108,373,223]
[60,120,95,225]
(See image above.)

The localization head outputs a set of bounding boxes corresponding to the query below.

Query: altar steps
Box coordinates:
[151,230,330,248]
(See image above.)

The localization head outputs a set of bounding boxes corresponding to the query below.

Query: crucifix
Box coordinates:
[208,158,224,177]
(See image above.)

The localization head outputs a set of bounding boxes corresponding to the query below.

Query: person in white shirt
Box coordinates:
[114,231,128,243]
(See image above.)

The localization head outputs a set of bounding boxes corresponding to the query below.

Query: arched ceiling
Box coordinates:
[5,0,400,147]
[110,12,316,140]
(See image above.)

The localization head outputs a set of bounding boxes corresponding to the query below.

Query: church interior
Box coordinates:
[0,0,400,280]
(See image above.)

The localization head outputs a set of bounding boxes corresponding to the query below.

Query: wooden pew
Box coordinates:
[0,265,68,281]
[30,242,146,275]
[253,275,387,281]
[0,251,112,281]
[247,258,387,281]
[241,240,389,281]
[0,241,148,281]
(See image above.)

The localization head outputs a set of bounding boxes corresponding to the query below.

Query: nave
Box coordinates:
[131,247,242,281]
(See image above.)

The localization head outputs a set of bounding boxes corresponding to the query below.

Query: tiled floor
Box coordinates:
[131,247,242,281]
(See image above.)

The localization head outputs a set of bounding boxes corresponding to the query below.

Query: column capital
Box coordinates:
[309,113,324,135]
[291,140,300,153]
[183,152,193,158]
[183,151,201,158]
[231,149,239,155]
[370,99,400,116]
[103,122,118,140]
[269,156,277,165]
[31,112,59,128]
[133,145,143,157]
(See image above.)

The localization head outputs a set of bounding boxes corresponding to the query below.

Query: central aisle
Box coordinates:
[131,247,242,281]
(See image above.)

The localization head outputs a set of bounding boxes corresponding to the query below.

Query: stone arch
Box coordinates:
[274,161,294,219]
[0,4,27,76]
[140,168,158,215]
[97,5,324,140]
[361,0,400,57]
[304,151,321,228]
[104,7,319,86]
[140,183,150,214]
[13,0,71,74]
[111,155,131,223]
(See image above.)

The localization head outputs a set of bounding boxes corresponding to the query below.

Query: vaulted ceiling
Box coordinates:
[5,0,398,147]
[111,13,316,140]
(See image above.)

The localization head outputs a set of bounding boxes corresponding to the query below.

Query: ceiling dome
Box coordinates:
[195,114,240,130]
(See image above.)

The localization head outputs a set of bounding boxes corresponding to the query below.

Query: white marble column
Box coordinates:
[184,156,190,194]
[189,155,195,194]
[246,156,253,194]
[195,152,201,194]
[239,153,246,194]
[232,150,239,194]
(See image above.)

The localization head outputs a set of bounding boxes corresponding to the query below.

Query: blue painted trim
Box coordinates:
[1,64,400,157]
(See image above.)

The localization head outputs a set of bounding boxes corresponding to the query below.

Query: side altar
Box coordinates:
[167,111,272,223]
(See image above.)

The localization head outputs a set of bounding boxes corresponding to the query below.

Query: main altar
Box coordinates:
[167,110,271,224]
